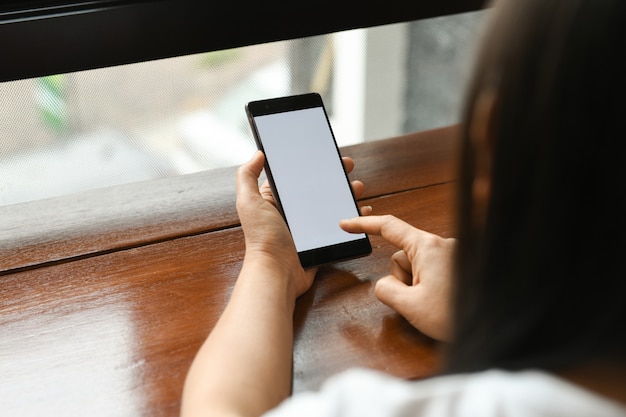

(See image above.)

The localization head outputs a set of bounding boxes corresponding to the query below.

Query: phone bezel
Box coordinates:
[245,92,372,268]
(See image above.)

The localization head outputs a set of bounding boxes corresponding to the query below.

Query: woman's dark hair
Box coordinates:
[446,0,626,373]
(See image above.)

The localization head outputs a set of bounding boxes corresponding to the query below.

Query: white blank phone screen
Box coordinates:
[253,107,365,252]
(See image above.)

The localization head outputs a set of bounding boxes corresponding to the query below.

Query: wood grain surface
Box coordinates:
[0,126,458,416]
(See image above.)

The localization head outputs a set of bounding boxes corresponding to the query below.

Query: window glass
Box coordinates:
[0,10,486,206]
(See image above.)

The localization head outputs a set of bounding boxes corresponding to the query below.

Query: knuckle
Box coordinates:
[380,214,397,225]
[422,233,446,250]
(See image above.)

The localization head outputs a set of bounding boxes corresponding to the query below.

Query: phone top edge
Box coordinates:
[246,92,323,117]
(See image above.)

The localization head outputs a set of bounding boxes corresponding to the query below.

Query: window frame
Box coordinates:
[0,0,484,82]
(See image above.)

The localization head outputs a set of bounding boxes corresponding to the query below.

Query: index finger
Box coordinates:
[339,214,431,251]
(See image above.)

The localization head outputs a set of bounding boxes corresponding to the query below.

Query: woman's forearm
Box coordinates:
[181,257,298,417]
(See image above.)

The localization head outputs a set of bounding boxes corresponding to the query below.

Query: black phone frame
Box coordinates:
[245,92,372,268]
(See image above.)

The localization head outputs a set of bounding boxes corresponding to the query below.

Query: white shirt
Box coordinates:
[264,368,626,417]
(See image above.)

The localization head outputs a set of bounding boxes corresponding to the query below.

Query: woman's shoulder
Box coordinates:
[264,367,626,417]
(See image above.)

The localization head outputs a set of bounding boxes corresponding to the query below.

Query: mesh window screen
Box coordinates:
[0,42,290,205]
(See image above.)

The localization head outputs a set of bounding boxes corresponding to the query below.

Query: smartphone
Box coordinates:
[245,92,371,268]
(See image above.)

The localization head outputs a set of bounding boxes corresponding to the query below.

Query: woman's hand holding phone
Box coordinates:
[237,150,368,298]
[340,215,456,341]
[237,150,313,298]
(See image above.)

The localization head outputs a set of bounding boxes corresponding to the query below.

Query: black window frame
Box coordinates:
[0,0,485,82]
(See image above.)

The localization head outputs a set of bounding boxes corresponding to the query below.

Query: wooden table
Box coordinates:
[0,125,458,416]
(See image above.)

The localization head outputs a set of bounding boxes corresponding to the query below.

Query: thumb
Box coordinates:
[236,151,265,209]
[374,275,415,319]
[237,151,264,193]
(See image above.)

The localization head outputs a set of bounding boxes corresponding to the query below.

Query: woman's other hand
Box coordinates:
[340,215,455,341]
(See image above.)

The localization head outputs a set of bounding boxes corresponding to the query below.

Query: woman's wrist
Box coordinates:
[239,252,300,307]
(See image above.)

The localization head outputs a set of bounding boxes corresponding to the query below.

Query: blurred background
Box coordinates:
[0,10,486,206]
